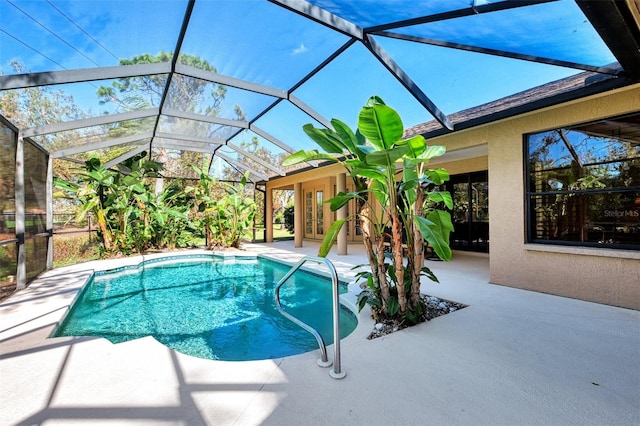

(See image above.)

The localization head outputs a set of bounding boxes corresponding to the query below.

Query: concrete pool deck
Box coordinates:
[1,241,639,425]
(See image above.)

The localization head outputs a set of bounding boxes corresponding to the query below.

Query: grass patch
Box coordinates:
[53,234,101,268]
[252,226,293,240]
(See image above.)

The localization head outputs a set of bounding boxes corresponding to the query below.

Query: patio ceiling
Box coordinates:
[1,0,639,182]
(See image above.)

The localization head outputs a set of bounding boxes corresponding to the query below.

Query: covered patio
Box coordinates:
[2,241,638,425]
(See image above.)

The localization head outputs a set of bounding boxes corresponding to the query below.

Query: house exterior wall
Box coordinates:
[266,84,639,309]
[430,84,640,310]
[267,166,342,242]
[434,156,488,175]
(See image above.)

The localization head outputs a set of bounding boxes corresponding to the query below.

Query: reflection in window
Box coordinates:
[526,113,640,250]
[1,121,16,241]
[316,191,324,235]
[305,191,313,235]
[24,141,47,236]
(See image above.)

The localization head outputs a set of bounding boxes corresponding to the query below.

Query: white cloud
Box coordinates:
[291,43,308,55]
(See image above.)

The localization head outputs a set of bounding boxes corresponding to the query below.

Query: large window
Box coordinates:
[525,113,640,250]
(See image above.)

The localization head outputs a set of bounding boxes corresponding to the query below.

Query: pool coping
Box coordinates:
[2,242,638,426]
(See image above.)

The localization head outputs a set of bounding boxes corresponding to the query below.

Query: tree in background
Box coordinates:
[0,60,94,181]
[97,52,245,177]
[273,189,294,229]
[221,136,288,182]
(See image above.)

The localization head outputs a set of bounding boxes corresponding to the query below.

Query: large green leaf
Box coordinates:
[84,157,102,171]
[424,168,450,185]
[329,192,359,211]
[154,211,166,226]
[400,164,419,205]
[85,170,113,186]
[53,177,79,193]
[369,178,388,206]
[240,171,249,187]
[387,296,399,317]
[350,167,386,182]
[302,123,345,154]
[417,145,446,161]
[365,146,408,168]
[398,135,427,159]
[415,212,453,261]
[358,99,403,150]
[134,192,149,203]
[429,209,453,235]
[332,119,367,161]
[282,150,337,166]
[318,219,346,257]
[428,191,453,209]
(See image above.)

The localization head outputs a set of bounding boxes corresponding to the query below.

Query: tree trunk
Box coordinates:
[96,209,112,251]
[410,187,425,309]
[360,204,390,311]
[375,232,388,310]
[390,210,407,314]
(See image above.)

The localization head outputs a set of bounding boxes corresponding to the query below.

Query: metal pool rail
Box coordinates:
[274,256,346,379]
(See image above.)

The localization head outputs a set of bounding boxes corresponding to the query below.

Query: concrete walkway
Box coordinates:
[1,241,638,425]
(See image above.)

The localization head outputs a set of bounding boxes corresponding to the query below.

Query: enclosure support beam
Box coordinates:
[50,132,153,158]
[362,34,453,131]
[0,63,171,90]
[46,156,53,270]
[336,172,347,255]
[266,189,274,243]
[22,108,159,138]
[294,182,303,248]
[15,133,26,290]
[289,94,333,130]
[104,144,149,169]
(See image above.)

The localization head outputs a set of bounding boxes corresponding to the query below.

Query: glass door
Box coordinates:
[304,189,324,239]
[448,171,489,252]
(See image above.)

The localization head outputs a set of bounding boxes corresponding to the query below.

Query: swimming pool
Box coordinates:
[53,254,358,361]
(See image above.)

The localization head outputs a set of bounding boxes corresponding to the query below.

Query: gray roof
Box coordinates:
[405,67,628,139]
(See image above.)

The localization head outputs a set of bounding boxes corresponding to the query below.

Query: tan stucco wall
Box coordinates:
[268,168,339,241]
[431,84,640,310]
[435,155,488,175]
[266,163,345,191]
[267,85,639,309]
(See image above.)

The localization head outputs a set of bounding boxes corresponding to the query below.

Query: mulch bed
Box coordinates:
[367,294,467,339]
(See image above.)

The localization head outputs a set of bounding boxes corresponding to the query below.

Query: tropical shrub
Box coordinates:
[284,96,453,324]
[186,167,257,249]
[56,156,258,255]
[54,153,162,254]
[283,205,295,233]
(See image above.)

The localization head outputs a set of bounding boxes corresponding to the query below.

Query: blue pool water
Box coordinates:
[53,255,358,361]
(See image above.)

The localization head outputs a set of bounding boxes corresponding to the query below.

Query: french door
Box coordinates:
[304,189,324,239]
[447,171,489,252]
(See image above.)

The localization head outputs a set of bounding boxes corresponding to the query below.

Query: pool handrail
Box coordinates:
[274,256,346,379]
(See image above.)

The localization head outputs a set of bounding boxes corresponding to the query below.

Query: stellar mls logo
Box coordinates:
[603,209,640,218]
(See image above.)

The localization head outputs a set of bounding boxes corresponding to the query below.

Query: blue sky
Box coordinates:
[0,0,617,153]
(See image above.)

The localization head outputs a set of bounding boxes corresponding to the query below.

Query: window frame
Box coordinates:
[524,112,640,251]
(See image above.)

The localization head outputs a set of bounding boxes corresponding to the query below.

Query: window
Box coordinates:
[525,112,640,250]
[316,190,324,235]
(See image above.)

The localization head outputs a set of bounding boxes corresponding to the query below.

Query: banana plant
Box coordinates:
[185,167,256,249]
[284,96,453,322]
[54,158,115,252]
